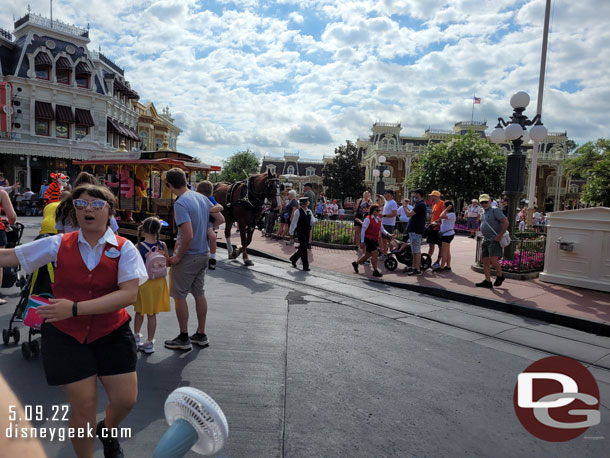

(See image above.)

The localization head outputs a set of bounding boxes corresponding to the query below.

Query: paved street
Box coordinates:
[0,218,609,457]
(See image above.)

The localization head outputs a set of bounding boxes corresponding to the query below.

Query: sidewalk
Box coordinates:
[217,230,610,336]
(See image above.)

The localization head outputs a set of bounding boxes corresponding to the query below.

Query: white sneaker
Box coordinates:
[139,340,155,354]
[134,333,143,347]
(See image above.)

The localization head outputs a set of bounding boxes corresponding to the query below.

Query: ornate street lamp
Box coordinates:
[490,91,548,256]
[372,155,391,195]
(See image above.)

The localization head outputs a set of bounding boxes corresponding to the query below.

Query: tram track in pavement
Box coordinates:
[212,249,610,383]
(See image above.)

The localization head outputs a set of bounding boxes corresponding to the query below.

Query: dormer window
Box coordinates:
[75,62,91,88]
[266,164,276,175]
[56,57,72,85]
[286,165,295,175]
[305,167,315,176]
[34,53,52,80]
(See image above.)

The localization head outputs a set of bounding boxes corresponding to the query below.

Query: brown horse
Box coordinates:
[213,170,281,266]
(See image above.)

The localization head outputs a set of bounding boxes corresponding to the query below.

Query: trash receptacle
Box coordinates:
[539,207,610,292]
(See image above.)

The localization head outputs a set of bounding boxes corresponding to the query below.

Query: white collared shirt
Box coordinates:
[15,227,147,285]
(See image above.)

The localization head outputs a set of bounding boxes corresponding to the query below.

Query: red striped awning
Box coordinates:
[119,122,141,141]
[55,105,75,123]
[56,56,72,70]
[75,108,95,127]
[35,101,54,120]
[75,61,91,74]
[35,52,52,66]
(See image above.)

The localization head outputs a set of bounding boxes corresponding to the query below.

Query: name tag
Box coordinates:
[105,247,121,259]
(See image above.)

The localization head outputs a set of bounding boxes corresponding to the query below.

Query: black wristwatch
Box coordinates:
[72,301,78,317]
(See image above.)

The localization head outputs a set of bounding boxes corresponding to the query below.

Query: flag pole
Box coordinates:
[471,95,475,123]
[526,0,551,224]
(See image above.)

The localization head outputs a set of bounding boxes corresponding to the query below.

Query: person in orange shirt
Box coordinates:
[427,190,445,269]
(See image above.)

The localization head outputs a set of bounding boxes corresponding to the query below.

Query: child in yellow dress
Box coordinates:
[134,217,171,353]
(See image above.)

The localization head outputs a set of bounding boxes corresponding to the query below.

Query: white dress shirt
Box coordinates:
[289,208,317,235]
[15,227,148,286]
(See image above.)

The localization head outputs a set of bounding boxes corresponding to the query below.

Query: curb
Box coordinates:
[470,264,540,280]
[219,242,610,338]
[377,278,610,337]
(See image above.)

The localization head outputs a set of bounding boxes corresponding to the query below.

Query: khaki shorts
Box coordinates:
[170,253,209,299]
[481,240,503,258]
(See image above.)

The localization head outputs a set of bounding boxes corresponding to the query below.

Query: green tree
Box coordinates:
[405,131,506,203]
[565,139,610,206]
[564,139,609,179]
[323,140,365,205]
[219,149,260,183]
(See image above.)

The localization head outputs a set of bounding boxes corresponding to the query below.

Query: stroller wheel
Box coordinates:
[22,342,32,360]
[30,340,40,357]
[384,256,398,271]
[12,327,20,344]
[2,329,9,345]
[420,253,432,271]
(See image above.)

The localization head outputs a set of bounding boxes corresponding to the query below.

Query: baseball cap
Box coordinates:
[479,194,491,203]
[429,190,441,197]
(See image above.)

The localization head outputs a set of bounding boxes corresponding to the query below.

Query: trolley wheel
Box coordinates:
[2,329,9,345]
[21,342,32,360]
[384,256,398,271]
[24,209,32,216]
[420,253,432,271]
[30,340,40,357]
[12,327,20,344]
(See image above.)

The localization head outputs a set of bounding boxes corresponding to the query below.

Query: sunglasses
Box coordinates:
[73,199,108,211]
[480,201,490,204]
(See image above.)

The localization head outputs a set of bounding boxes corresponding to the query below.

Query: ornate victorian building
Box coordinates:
[260,152,329,194]
[357,121,573,211]
[135,103,182,152]
[0,12,140,191]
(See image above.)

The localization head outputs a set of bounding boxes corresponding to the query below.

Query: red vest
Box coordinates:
[364,215,382,240]
[51,231,129,343]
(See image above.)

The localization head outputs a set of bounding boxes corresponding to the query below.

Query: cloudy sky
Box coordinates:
[4,1,609,165]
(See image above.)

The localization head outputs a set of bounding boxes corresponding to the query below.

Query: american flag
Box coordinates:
[473,97,481,104]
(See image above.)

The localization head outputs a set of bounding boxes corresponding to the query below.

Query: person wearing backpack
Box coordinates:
[134,217,171,353]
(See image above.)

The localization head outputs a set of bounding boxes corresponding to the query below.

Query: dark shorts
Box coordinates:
[481,239,503,258]
[382,224,394,240]
[364,237,379,253]
[41,320,137,386]
[441,234,455,244]
[427,229,442,246]
[0,230,6,247]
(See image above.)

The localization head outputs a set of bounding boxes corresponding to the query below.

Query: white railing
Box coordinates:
[17,13,88,38]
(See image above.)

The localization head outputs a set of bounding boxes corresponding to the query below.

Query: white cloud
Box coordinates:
[2,0,608,164]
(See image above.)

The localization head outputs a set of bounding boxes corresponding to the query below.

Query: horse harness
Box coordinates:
[225,176,267,212]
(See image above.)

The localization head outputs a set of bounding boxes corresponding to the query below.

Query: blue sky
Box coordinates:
[3,1,609,165]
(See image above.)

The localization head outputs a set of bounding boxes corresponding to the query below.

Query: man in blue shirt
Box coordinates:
[164,168,214,351]
[405,189,427,275]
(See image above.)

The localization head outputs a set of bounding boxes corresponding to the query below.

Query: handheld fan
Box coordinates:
[152,387,229,458]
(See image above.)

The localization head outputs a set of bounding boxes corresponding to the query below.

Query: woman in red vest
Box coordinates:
[351,204,392,278]
[0,184,147,458]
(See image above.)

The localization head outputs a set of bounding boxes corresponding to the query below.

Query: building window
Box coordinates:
[56,69,71,84]
[306,167,315,176]
[56,122,70,139]
[35,65,50,80]
[75,125,88,140]
[155,138,162,150]
[139,131,147,150]
[266,165,276,174]
[35,119,50,136]
[76,73,89,88]
[287,165,295,175]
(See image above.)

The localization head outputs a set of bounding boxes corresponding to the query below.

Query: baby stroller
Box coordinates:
[2,233,54,360]
[1,221,25,290]
[384,234,432,272]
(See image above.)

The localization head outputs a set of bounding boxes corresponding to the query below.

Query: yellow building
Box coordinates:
[135,103,182,152]
[357,121,573,212]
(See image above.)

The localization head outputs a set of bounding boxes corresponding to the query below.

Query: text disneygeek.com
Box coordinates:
[5,423,132,442]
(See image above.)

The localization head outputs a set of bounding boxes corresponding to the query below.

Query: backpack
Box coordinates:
[143,243,168,280]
